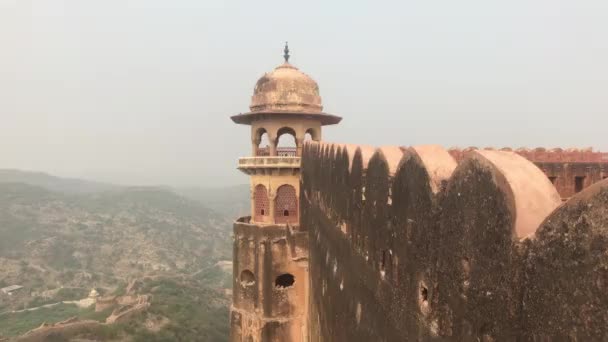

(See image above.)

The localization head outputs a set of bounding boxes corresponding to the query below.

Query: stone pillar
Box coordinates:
[269,134,277,156]
[250,187,256,220]
[269,189,277,224]
[296,138,304,157]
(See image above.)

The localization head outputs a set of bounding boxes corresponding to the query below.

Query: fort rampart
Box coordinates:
[301,142,608,341]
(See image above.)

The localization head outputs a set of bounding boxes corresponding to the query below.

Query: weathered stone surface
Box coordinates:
[523,179,608,340]
[232,219,308,342]
[391,145,457,340]
[302,143,608,342]
[437,150,561,340]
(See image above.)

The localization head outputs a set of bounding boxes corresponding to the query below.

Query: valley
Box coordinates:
[0,170,246,341]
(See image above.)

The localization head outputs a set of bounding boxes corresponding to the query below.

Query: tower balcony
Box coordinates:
[237,155,300,174]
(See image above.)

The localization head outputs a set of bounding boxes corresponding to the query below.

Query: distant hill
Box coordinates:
[0,169,119,194]
[0,182,231,287]
[0,171,237,340]
[0,169,249,219]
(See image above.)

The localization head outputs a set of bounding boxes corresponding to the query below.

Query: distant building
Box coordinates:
[1,285,23,295]
[88,288,99,300]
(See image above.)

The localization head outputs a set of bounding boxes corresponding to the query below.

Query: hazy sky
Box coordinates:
[1,0,606,187]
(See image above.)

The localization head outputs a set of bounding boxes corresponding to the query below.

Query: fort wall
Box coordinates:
[301,142,608,341]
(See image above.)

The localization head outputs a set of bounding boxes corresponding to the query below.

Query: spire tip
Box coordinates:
[283,42,290,63]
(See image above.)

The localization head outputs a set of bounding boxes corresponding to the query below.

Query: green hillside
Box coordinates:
[0,177,236,341]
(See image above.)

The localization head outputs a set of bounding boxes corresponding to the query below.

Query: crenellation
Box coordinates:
[302,142,608,341]
[522,178,608,340]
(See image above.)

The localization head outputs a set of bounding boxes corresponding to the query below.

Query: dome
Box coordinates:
[231,45,341,126]
[249,62,323,114]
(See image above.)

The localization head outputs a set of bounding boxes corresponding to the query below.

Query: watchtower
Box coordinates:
[230,44,341,341]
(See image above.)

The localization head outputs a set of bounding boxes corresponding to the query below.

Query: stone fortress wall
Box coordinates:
[300,141,608,341]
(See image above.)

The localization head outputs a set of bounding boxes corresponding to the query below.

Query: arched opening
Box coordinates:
[240,270,255,286]
[305,128,319,141]
[276,127,297,157]
[418,280,430,315]
[256,128,270,156]
[275,184,298,224]
[275,273,295,288]
[253,184,269,222]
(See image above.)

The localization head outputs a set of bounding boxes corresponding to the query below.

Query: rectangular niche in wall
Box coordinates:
[575,176,585,193]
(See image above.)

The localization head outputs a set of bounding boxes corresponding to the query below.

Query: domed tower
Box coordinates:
[230,45,341,342]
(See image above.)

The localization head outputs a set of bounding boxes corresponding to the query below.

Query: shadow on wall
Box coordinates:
[301,141,608,342]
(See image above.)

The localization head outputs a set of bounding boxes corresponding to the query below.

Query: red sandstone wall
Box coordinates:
[448,147,608,199]
[302,142,608,341]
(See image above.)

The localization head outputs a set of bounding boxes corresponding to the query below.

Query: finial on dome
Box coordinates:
[283,42,290,63]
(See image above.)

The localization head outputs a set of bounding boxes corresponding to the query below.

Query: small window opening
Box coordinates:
[418,282,430,315]
[420,285,428,303]
[283,210,289,216]
[275,273,295,288]
[548,176,557,184]
[260,209,265,215]
[240,270,255,286]
[575,176,585,193]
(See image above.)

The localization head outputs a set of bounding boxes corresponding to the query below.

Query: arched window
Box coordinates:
[254,184,269,222]
[275,184,298,224]
[305,128,319,142]
[256,129,270,156]
[276,127,297,157]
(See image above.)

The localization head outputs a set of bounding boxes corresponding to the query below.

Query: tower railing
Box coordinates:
[256,147,297,157]
[256,147,270,156]
[277,148,297,157]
